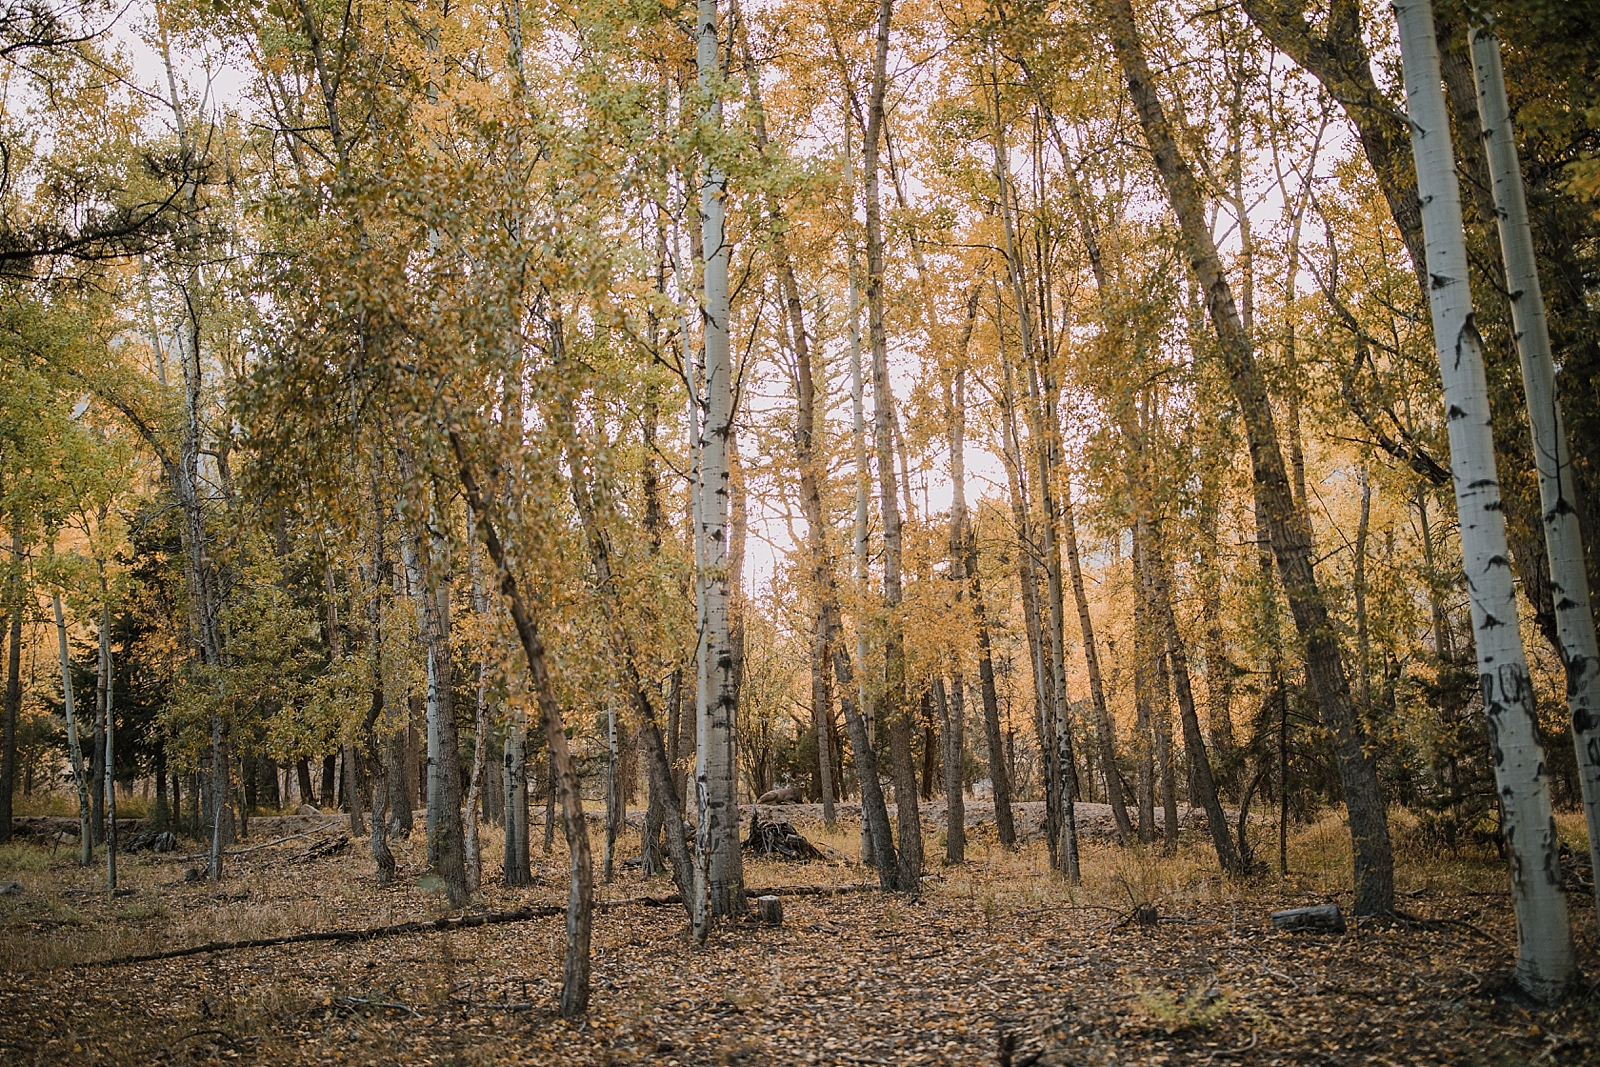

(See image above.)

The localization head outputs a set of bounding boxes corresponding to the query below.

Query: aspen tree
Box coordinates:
[1470,25,1600,928]
[53,586,91,865]
[1394,0,1573,1001]
[695,0,746,920]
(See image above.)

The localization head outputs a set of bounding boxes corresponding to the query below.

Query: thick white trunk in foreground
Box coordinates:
[1395,0,1573,1002]
[1470,26,1600,929]
[695,0,745,923]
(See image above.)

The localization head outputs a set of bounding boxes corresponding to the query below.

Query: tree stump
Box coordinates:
[1270,904,1346,933]
[742,810,823,861]
[756,895,783,926]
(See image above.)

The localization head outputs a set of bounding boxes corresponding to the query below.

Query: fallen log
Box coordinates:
[1270,904,1346,933]
[80,883,874,968]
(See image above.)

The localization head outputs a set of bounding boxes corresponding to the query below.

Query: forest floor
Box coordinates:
[1,804,1596,1066]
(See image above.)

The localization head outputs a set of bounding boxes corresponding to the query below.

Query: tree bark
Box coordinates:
[1394,0,1572,1001]
[1102,0,1393,915]
[695,0,746,923]
[1470,25,1600,931]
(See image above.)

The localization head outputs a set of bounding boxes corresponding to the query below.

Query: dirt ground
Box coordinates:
[1,807,1596,1066]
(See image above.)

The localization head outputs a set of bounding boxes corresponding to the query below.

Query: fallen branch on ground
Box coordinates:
[78,883,873,968]
[176,824,337,862]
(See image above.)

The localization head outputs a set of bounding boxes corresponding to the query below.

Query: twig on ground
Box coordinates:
[340,997,421,1018]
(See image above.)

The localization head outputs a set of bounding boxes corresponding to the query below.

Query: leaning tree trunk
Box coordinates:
[1393,0,1573,1001]
[695,0,746,922]
[1144,524,1244,873]
[1470,25,1600,930]
[1101,0,1393,915]
[789,219,897,886]
[455,433,591,1019]
[1061,477,1133,843]
[570,454,698,914]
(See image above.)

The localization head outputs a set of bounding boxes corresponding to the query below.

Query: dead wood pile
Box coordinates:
[742,810,823,861]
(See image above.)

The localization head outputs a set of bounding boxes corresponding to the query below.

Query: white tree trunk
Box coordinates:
[402,537,442,862]
[695,0,745,923]
[1396,0,1574,1003]
[54,592,92,866]
[100,584,117,890]
[1470,25,1600,928]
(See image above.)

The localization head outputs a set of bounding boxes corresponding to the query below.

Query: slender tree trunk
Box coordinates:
[1197,504,1237,770]
[942,673,965,863]
[605,699,619,884]
[1103,0,1393,915]
[1394,0,1572,1001]
[861,0,920,895]
[465,534,489,892]
[786,213,896,884]
[1471,25,1600,930]
[54,592,92,866]
[811,624,836,823]
[0,522,20,844]
[695,0,746,922]
[100,575,117,890]
[364,544,395,890]
[504,719,530,885]
[544,748,557,855]
[399,521,469,908]
[1146,524,1244,873]
[849,236,877,868]
[966,535,1016,848]
[1355,470,1372,712]
[91,627,105,849]
[1136,530,1180,852]
[943,342,979,864]
[1061,477,1133,842]
[570,459,697,913]
[998,348,1058,865]
[454,434,591,1018]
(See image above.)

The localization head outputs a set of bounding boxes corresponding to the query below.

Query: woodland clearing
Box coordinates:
[2,807,1596,1066]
